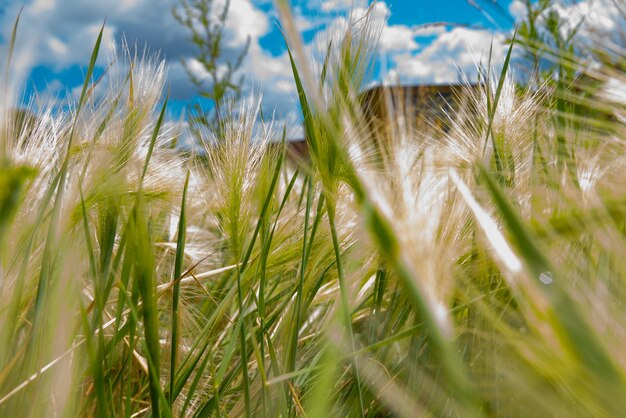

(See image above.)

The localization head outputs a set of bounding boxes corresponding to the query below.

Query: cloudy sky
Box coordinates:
[0,0,622,132]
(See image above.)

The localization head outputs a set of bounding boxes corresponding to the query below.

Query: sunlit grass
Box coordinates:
[1,2,626,417]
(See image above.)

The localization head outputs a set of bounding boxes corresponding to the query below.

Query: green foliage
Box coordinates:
[513,0,582,80]
[173,0,250,131]
[0,164,35,248]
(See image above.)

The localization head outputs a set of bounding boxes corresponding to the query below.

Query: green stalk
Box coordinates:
[259,164,299,416]
[357,195,481,416]
[326,201,365,416]
[169,171,190,407]
[482,32,516,182]
[235,261,252,418]
[233,147,284,418]
[287,175,313,375]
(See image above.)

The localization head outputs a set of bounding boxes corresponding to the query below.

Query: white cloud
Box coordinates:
[219,0,269,46]
[240,43,298,118]
[384,27,508,85]
[508,0,527,22]
[413,25,447,38]
[552,0,625,44]
[380,24,419,52]
[0,0,522,129]
[293,8,317,32]
[302,1,503,88]
[509,0,625,48]
[0,0,272,101]
[30,0,55,13]
[317,0,367,12]
[1,1,161,71]
[47,37,68,56]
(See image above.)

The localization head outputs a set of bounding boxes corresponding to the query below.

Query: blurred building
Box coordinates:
[286,83,476,164]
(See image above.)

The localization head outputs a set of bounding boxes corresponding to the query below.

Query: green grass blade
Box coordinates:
[478,165,626,412]
[326,201,365,416]
[1,8,22,158]
[169,170,190,407]
[482,30,517,179]
[286,47,319,159]
[29,21,106,363]
[141,94,169,184]
[128,199,164,417]
[287,174,313,376]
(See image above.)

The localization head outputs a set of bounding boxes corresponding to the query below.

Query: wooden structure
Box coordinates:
[359,83,472,132]
[286,83,477,163]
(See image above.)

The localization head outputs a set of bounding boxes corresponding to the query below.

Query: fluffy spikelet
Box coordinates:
[0,42,185,415]
[353,98,476,340]
[198,98,274,262]
[8,46,182,227]
[445,73,543,190]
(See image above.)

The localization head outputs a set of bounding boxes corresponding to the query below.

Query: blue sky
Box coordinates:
[0,0,620,134]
